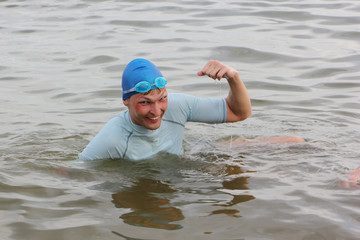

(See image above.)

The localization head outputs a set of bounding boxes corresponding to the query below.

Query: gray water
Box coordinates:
[1,0,360,239]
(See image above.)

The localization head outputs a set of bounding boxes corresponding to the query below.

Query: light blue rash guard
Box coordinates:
[79,93,227,161]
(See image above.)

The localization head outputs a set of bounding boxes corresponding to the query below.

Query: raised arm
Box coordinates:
[197,60,252,123]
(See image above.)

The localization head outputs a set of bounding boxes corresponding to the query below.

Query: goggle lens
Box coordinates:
[134,81,152,93]
[123,77,167,94]
[155,77,167,88]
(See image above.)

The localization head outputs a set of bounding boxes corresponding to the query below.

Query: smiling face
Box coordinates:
[123,88,168,130]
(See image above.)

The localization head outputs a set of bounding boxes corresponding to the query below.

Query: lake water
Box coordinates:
[1,0,360,239]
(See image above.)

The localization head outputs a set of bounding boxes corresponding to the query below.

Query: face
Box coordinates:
[123,88,168,130]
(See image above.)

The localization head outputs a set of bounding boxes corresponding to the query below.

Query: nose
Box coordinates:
[150,102,161,116]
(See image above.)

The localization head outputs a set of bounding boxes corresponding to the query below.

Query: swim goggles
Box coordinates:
[123,77,167,94]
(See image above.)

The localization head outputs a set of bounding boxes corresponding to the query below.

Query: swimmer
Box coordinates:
[80,58,304,161]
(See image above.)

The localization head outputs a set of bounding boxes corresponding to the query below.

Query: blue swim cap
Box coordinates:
[122,58,164,100]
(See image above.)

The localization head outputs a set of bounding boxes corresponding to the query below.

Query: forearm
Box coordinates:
[197,60,252,122]
[225,73,252,122]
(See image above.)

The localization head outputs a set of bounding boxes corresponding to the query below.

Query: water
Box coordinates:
[1,0,360,239]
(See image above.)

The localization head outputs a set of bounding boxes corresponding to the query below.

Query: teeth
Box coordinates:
[149,116,160,120]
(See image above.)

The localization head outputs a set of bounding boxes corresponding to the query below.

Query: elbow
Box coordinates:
[244,108,252,120]
[225,97,252,122]
[235,101,252,121]
[226,107,252,123]
[238,108,252,121]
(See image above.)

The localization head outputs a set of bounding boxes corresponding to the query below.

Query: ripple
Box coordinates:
[251,10,314,21]
[13,29,40,34]
[65,3,89,9]
[89,89,121,98]
[319,15,360,26]
[211,46,302,63]
[141,38,190,43]
[51,93,77,99]
[81,55,118,65]
[331,54,360,63]
[109,20,165,28]
[298,68,349,79]
[68,107,124,114]
[291,34,313,39]
[331,30,360,41]
[37,16,77,22]
[25,88,61,94]
[103,64,125,72]
[36,122,63,127]
[0,76,28,81]
[248,81,311,92]
[0,182,65,198]
[312,82,360,89]
[4,4,20,8]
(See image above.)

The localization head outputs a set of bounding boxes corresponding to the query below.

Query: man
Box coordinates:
[79,58,252,160]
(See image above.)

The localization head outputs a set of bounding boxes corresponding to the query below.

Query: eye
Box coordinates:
[139,101,150,105]
[160,96,167,102]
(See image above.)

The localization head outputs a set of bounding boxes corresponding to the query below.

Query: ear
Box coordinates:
[123,99,129,107]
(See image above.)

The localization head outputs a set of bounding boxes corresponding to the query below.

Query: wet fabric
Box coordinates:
[79,93,227,160]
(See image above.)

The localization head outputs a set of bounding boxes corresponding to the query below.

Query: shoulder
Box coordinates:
[100,111,129,134]
[168,93,194,101]
[168,93,198,107]
[167,93,196,110]
[104,112,124,126]
[163,93,195,123]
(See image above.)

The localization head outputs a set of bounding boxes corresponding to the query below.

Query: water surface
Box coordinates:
[1,0,360,239]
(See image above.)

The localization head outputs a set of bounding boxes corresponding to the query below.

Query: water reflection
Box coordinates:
[111,162,255,230]
[212,165,255,218]
[112,178,184,230]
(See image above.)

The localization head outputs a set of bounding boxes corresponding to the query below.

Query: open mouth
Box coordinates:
[148,116,160,120]
[146,116,161,123]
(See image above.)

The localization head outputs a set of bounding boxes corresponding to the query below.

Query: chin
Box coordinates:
[146,124,161,130]
[143,117,162,130]
[142,121,161,130]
